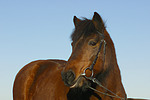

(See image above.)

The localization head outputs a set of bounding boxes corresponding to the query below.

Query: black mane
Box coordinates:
[71,18,105,44]
[71,18,97,43]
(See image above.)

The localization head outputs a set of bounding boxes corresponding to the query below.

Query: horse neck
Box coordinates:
[102,30,120,75]
[95,30,127,98]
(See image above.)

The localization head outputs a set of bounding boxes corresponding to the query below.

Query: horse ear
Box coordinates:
[92,12,105,33]
[73,16,81,27]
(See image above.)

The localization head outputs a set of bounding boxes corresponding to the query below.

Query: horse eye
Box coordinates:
[88,41,97,46]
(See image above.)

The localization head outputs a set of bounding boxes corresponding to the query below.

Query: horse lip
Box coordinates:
[70,81,78,88]
[61,71,85,88]
[70,76,84,88]
[62,77,76,87]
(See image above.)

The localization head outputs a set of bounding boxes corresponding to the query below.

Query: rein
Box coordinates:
[86,77,126,100]
[81,31,126,100]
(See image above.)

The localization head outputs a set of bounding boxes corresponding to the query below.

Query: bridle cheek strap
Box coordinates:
[81,39,106,78]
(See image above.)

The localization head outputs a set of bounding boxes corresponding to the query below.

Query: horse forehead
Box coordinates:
[71,20,97,43]
[72,33,98,49]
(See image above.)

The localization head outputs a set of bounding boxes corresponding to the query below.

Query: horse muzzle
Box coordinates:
[61,70,76,87]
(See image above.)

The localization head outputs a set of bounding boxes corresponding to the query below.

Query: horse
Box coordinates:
[61,12,148,100]
[13,12,148,100]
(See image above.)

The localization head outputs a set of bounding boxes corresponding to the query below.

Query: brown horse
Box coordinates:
[61,12,126,100]
[13,12,148,100]
[61,12,148,100]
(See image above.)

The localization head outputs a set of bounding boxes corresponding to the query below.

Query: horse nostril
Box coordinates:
[66,70,75,81]
[61,70,75,85]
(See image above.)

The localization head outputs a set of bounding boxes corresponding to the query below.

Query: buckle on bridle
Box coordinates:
[81,67,94,78]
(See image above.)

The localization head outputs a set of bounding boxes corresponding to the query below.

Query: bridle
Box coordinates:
[81,31,106,78]
[81,31,126,100]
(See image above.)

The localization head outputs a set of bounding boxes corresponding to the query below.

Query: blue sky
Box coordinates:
[0,0,150,99]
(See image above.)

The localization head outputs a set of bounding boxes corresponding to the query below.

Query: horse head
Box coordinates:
[61,12,108,89]
[62,12,126,100]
